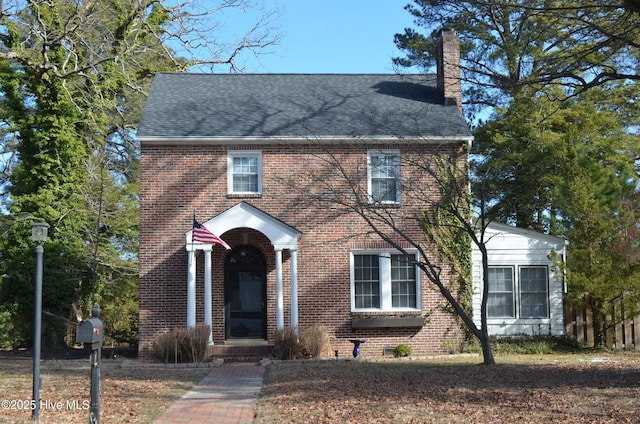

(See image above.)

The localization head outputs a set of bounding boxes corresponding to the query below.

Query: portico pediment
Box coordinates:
[186,201,301,250]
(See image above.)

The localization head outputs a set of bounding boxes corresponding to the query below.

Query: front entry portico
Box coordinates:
[185,202,301,343]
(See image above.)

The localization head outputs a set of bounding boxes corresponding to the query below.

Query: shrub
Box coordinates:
[393,344,413,358]
[301,325,330,358]
[151,324,210,363]
[273,327,307,360]
[0,303,22,349]
[490,335,590,355]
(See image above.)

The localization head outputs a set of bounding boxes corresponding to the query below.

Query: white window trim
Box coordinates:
[350,249,421,312]
[518,265,550,319]
[367,149,401,205]
[227,150,262,195]
[487,266,516,319]
[487,265,550,321]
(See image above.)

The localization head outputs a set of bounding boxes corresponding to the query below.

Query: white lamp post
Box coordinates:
[31,222,48,422]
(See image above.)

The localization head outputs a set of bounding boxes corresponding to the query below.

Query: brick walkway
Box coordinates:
[153,362,265,424]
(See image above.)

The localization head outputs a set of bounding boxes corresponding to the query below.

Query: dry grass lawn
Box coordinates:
[2,352,640,423]
[0,358,210,423]
[255,353,640,423]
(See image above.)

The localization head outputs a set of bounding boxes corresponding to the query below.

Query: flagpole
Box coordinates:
[187,211,197,328]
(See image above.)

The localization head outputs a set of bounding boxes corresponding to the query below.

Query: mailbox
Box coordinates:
[76,318,103,349]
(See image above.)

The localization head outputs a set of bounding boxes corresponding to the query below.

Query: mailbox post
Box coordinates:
[76,304,103,424]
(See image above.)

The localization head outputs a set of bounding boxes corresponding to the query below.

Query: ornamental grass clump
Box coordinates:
[301,325,330,358]
[273,327,307,360]
[152,324,210,363]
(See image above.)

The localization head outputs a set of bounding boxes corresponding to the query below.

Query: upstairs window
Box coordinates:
[228,151,262,195]
[368,150,401,204]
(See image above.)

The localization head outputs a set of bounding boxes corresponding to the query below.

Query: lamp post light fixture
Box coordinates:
[31,223,49,243]
[31,222,48,422]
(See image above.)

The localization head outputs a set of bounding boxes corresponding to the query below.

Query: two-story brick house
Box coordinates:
[136,30,474,358]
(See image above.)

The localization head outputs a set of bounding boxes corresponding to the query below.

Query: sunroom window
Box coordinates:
[487,266,549,319]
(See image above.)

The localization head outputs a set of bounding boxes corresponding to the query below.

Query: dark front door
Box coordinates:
[224,245,267,339]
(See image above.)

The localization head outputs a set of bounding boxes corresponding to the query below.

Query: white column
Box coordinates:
[290,249,298,331]
[187,248,196,328]
[203,247,213,344]
[275,248,284,330]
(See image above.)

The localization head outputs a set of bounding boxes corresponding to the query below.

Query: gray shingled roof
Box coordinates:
[136,73,472,140]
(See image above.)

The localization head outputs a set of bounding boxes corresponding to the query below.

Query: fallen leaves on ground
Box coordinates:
[254,353,640,423]
[0,359,210,423]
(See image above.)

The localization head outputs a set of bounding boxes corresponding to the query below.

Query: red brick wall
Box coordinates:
[139,142,467,358]
[437,29,462,111]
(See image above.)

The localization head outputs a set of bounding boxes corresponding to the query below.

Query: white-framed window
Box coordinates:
[487,267,515,318]
[487,266,549,319]
[368,150,401,204]
[351,250,420,312]
[519,267,549,318]
[228,151,262,195]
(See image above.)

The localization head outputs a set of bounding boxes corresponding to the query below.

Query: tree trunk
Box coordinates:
[478,328,495,365]
[479,243,495,365]
[591,297,605,348]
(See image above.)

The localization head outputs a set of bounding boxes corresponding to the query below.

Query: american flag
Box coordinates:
[192,216,231,249]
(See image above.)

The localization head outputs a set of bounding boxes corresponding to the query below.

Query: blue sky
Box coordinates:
[238,1,417,73]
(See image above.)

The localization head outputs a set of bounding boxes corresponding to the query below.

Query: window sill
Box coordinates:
[367,202,401,209]
[487,318,551,324]
[351,316,424,329]
[227,193,262,199]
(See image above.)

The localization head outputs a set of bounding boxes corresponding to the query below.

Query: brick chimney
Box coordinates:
[436,28,462,112]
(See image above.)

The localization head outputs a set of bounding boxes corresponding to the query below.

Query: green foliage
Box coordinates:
[487,336,590,355]
[0,0,278,352]
[420,155,473,341]
[0,61,92,347]
[393,344,413,358]
[395,0,640,112]
[474,87,640,347]
[100,277,139,347]
[0,303,24,349]
[0,0,168,349]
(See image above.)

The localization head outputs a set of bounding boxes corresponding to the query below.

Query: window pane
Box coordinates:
[391,254,416,308]
[232,156,258,192]
[487,268,514,317]
[520,267,548,318]
[371,155,397,178]
[233,174,258,192]
[372,179,397,202]
[488,293,514,317]
[520,293,548,318]
[233,156,257,174]
[354,255,380,309]
[520,267,547,292]
[488,268,513,292]
[370,154,399,203]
